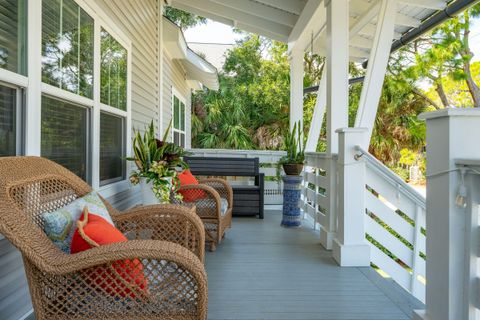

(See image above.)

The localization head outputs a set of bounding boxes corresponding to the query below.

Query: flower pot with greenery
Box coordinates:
[278,121,305,176]
[127,121,190,204]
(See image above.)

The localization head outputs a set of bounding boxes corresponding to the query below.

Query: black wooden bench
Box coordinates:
[184,156,264,219]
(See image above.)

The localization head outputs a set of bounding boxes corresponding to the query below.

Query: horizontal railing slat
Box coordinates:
[370,245,412,290]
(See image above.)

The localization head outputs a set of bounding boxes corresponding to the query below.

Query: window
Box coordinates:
[100,112,125,185]
[172,93,185,147]
[41,95,88,181]
[101,28,127,111]
[0,0,27,75]
[99,29,128,185]
[0,84,21,156]
[42,0,94,98]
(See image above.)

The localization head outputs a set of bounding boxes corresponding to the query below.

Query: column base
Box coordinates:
[320,226,335,250]
[332,239,370,266]
[412,310,428,320]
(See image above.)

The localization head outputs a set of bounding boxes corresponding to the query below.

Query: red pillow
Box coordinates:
[178,169,206,202]
[71,207,148,299]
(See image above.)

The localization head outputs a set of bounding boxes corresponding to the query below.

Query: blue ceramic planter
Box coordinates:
[281,175,303,227]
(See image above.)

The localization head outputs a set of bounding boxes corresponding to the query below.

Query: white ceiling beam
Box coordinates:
[350,1,421,28]
[288,0,325,52]
[349,1,381,38]
[236,22,289,42]
[170,0,292,41]
[350,36,374,49]
[209,0,298,28]
[254,0,307,15]
[358,22,401,39]
[397,0,446,10]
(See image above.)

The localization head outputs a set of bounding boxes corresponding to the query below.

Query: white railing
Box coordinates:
[302,153,337,246]
[188,149,286,205]
[358,147,426,303]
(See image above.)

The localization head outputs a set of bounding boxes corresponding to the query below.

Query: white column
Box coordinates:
[325,0,349,154]
[305,69,326,152]
[289,49,304,132]
[413,109,480,320]
[25,0,42,156]
[354,0,397,148]
[332,128,370,267]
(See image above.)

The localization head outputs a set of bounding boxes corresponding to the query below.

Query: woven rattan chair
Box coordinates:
[179,178,233,252]
[0,156,208,320]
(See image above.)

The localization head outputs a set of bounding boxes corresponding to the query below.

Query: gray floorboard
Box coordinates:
[205,210,424,320]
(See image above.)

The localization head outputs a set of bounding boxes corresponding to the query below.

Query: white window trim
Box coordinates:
[19,0,133,190]
[172,86,186,146]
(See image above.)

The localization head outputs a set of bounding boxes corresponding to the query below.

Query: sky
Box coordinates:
[185,18,480,62]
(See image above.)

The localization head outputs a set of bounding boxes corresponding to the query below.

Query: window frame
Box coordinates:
[171,86,186,147]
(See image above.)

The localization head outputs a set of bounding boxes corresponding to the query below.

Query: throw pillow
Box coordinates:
[71,207,148,299]
[178,169,207,202]
[43,191,114,253]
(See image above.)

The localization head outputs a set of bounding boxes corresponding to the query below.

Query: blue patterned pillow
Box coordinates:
[43,191,114,253]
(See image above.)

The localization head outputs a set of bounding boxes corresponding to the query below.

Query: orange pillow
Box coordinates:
[71,207,148,299]
[178,169,206,202]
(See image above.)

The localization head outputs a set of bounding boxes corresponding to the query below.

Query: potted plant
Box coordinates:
[278,121,305,176]
[127,121,189,204]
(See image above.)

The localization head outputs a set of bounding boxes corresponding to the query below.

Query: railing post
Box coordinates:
[413,109,480,320]
[332,128,370,266]
[320,156,337,249]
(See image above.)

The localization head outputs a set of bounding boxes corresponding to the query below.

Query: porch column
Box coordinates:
[333,128,370,267]
[289,48,304,132]
[413,109,480,320]
[325,0,349,154]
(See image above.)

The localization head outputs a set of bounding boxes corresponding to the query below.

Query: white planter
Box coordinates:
[140,178,159,205]
[139,177,174,205]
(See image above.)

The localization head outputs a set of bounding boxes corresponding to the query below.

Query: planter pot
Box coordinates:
[140,178,158,205]
[281,175,303,227]
[139,177,174,205]
[282,163,304,176]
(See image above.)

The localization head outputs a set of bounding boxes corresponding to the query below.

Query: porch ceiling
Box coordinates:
[168,0,450,62]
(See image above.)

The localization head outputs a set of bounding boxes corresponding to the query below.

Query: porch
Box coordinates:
[206,210,423,320]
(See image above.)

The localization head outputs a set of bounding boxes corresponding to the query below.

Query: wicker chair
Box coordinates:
[0,156,208,320]
[179,178,233,252]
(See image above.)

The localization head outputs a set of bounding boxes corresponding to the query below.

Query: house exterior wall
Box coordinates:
[0,1,162,319]
[163,51,192,148]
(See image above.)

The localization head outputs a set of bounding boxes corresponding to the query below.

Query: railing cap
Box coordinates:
[419,108,480,121]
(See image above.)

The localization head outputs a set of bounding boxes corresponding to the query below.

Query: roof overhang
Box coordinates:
[168,0,473,63]
[163,17,219,90]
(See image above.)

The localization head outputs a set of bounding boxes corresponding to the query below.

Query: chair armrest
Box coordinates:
[198,178,233,208]
[112,204,205,262]
[44,241,208,319]
[179,184,222,219]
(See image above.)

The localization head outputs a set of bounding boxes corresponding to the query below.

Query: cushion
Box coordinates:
[178,169,206,202]
[195,198,229,217]
[43,191,114,253]
[71,207,148,299]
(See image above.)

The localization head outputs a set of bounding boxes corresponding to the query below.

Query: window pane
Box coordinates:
[173,131,180,146]
[0,0,27,75]
[100,112,125,185]
[101,29,127,111]
[42,0,94,98]
[180,133,185,148]
[180,102,185,131]
[0,85,17,156]
[41,95,87,181]
[173,96,179,129]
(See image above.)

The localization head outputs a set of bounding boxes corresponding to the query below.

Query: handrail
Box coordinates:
[305,152,338,160]
[188,149,286,156]
[355,146,426,209]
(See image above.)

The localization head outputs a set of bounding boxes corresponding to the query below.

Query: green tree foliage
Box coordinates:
[164,6,206,30]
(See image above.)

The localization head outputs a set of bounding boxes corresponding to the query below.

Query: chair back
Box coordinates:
[0,157,94,265]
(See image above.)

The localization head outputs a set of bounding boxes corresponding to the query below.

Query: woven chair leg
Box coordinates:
[209,242,217,252]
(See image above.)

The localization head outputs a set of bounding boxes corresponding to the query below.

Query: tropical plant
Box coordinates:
[127,121,190,203]
[276,121,305,178]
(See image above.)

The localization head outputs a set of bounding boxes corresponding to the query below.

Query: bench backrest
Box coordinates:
[184,156,260,177]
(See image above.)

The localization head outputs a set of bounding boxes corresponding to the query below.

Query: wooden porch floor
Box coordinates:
[205,210,424,320]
